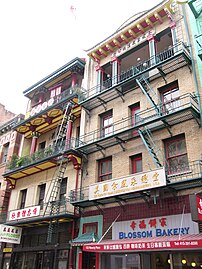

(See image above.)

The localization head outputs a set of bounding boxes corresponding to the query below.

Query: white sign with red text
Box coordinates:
[0,224,22,244]
[9,205,40,221]
[112,213,199,240]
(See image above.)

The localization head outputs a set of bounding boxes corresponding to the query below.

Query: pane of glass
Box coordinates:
[136,160,142,173]
[177,139,186,154]
[167,142,176,157]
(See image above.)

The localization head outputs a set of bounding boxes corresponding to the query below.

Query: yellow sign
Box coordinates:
[3,248,12,253]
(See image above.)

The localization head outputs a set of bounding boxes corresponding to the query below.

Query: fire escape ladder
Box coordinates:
[136,76,160,114]
[54,102,73,149]
[138,127,162,168]
[44,102,73,244]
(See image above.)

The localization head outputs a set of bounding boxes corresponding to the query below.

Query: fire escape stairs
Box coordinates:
[43,102,73,244]
[136,76,170,171]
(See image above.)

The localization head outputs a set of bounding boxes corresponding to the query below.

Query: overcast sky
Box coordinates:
[0,0,161,115]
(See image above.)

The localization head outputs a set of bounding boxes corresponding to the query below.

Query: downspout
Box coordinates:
[182,4,202,126]
[69,165,81,269]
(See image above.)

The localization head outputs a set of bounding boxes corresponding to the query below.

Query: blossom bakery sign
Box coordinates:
[89,167,166,200]
[189,194,202,222]
[112,213,199,240]
[9,205,40,221]
[0,224,22,244]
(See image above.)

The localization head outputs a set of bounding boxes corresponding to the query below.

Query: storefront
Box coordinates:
[83,234,202,269]
[82,212,202,269]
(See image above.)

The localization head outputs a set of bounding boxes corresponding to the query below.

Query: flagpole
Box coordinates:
[98,213,121,244]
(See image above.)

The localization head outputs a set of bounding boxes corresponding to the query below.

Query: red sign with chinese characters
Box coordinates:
[9,206,40,221]
[83,235,202,252]
[196,196,202,221]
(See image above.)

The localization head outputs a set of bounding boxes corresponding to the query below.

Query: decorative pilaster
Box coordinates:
[111,56,121,85]
[71,73,77,87]
[30,131,40,155]
[147,34,157,65]
[170,21,178,53]
[95,65,104,93]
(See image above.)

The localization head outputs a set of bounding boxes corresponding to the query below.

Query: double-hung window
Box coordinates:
[38,184,46,209]
[160,81,180,113]
[98,157,112,181]
[19,189,27,209]
[100,110,113,138]
[165,135,188,175]
[131,154,142,174]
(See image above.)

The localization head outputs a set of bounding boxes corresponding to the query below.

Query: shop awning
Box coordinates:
[83,234,202,252]
[71,232,98,246]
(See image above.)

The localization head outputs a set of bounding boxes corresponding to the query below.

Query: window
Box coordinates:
[19,189,27,209]
[38,184,46,209]
[83,222,98,234]
[100,110,113,138]
[1,143,9,163]
[98,157,112,181]
[164,135,188,175]
[59,177,67,203]
[38,141,46,150]
[131,154,142,174]
[131,103,140,136]
[160,81,180,113]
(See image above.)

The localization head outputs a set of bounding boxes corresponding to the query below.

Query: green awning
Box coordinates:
[71,232,98,246]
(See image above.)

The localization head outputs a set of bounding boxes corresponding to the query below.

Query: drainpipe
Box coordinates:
[182,4,202,126]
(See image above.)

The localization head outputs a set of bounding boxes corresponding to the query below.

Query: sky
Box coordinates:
[0,0,162,115]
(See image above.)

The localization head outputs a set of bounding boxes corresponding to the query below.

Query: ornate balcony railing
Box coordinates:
[70,160,202,205]
[77,93,199,148]
[6,198,74,224]
[195,33,202,60]
[4,138,79,174]
[80,42,191,103]
[13,85,85,126]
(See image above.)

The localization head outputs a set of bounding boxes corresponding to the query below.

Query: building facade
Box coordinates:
[69,1,202,269]
[0,113,24,269]
[2,58,85,269]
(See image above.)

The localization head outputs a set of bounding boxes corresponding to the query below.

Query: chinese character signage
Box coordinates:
[0,224,22,244]
[83,237,202,252]
[89,167,166,200]
[189,194,202,222]
[9,205,40,221]
[112,213,198,240]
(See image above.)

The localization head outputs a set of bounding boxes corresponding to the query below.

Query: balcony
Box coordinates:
[80,42,191,111]
[5,198,75,226]
[195,34,202,60]
[76,93,199,154]
[70,160,202,208]
[13,86,85,139]
[3,138,80,181]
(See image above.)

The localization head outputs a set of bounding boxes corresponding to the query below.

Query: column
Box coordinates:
[170,21,178,54]
[71,73,77,87]
[147,34,157,66]
[111,56,121,85]
[95,65,104,93]
[65,116,73,150]
[95,253,100,269]
[30,131,39,155]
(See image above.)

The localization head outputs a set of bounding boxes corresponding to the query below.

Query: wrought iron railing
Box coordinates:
[70,160,202,204]
[4,138,79,174]
[80,42,190,101]
[76,93,199,146]
[13,85,86,126]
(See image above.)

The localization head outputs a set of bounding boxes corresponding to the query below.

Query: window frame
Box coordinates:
[131,154,142,174]
[83,222,98,234]
[100,110,113,138]
[19,189,27,209]
[59,177,67,203]
[98,157,112,182]
[160,81,180,113]
[1,143,9,163]
[164,135,188,175]
[38,184,46,209]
